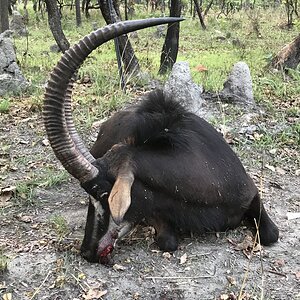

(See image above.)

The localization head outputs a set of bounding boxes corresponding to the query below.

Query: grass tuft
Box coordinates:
[0,99,10,113]
[50,215,69,240]
[0,249,10,274]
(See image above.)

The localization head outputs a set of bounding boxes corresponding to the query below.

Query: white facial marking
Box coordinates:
[90,196,105,219]
[89,196,105,243]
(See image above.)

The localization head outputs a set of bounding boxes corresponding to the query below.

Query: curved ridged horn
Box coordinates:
[64,77,96,163]
[44,17,184,183]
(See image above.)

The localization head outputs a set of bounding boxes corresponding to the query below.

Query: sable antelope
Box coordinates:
[44,18,279,264]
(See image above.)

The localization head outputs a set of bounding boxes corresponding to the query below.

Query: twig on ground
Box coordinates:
[29,270,52,300]
[145,265,216,280]
[254,218,264,300]
[238,158,265,300]
[70,273,87,292]
[268,269,287,277]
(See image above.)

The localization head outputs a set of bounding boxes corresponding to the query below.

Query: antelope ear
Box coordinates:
[108,171,134,225]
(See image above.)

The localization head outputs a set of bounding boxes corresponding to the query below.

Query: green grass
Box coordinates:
[256,122,300,149]
[39,169,69,188]
[15,182,36,205]
[11,5,299,105]
[5,3,299,178]
[50,214,69,240]
[13,169,69,206]
[0,249,9,274]
[0,99,10,113]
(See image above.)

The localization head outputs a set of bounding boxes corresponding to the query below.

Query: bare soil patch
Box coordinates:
[0,97,299,300]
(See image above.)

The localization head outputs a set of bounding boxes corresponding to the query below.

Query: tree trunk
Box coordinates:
[0,0,9,33]
[193,0,206,30]
[23,0,29,24]
[82,0,91,18]
[159,0,181,74]
[203,0,213,17]
[45,0,70,52]
[124,0,128,20]
[8,0,13,15]
[113,0,121,17]
[285,0,294,28]
[271,33,300,70]
[98,0,140,76]
[295,0,299,17]
[190,0,193,16]
[75,0,82,26]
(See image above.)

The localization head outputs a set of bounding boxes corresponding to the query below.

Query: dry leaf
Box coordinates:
[31,223,40,229]
[220,292,237,300]
[179,253,188,265]
[19,139,29,145]
[41,138,49,146]
[234,234,254,251]
[132,292,140,300]
[2,186,16,193]
[276,167,286,175]
[78,272,86,280]
[269,181,283,189]
[195,64,208,72]
[253,243,262,252]
[0,282,7,289]
[253,132,263,140]
[113,264,126,271]
[92,120,105,129]
[273,259,285,267]
[226,275,236,285]
[55,275,66,287]
[265,164,276,172]
[0,186,15,207]
[81,75,91,84]
[151,250,161,254]
[15,214,33,223]
[0,193,12,207]
[83,288,107,299]
[2,293,12,300]
[239,292,250,299]
[286,212,300,220]
[162,252,172,259]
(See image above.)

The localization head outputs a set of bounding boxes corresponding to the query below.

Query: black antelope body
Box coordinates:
[43,18,279,264]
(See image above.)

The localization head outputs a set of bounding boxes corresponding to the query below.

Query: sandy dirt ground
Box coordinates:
[0,92,299,300]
